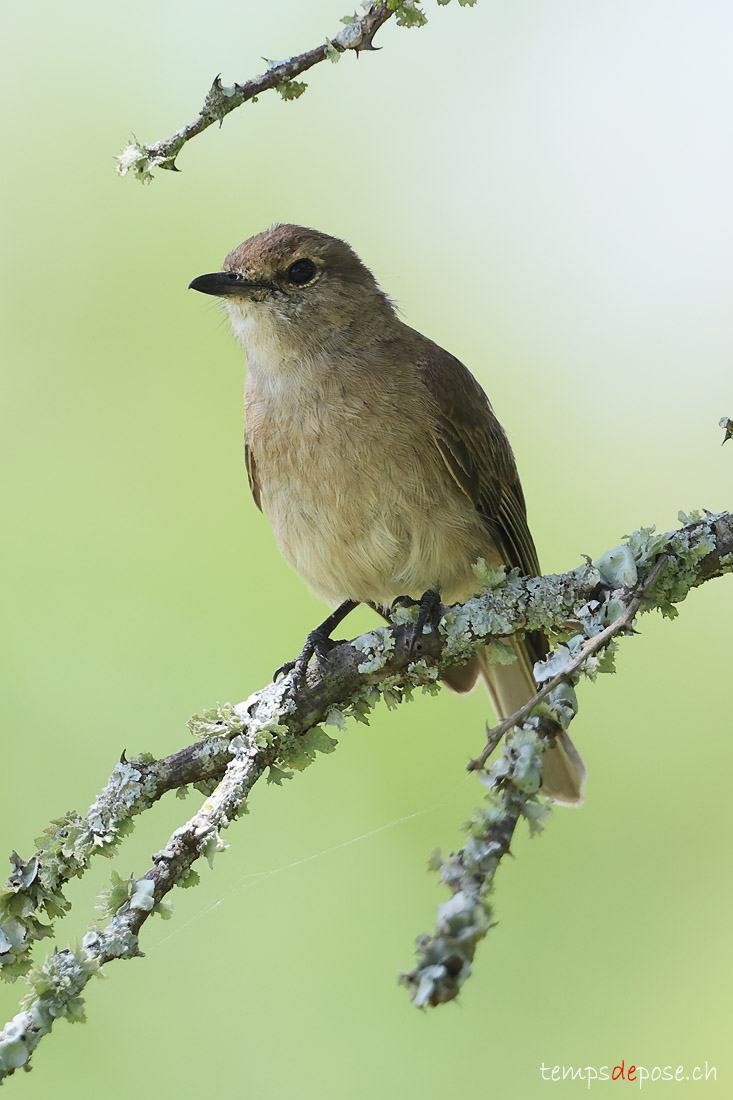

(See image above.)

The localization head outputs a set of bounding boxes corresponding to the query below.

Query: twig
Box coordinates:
[467,556,668,772]
[115,3,396,182]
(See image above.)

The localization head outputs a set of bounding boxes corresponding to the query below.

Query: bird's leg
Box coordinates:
[274,599,359,684]
[410,588,444,655]
[391,589,444,656]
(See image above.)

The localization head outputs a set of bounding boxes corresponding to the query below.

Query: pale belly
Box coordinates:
[250,415,498,609]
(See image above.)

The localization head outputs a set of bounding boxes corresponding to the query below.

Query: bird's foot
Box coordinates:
[274,629,344,685]
[273,599,358,687]
[392,589,444,656]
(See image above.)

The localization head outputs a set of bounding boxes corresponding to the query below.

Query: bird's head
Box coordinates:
[189,223,393,360]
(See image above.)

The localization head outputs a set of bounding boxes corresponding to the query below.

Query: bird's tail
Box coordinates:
[443,641,586,806]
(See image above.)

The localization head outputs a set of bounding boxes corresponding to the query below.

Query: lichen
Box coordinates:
[0,944,106,1078]
[594,545,637,588]
[115,142,171,183]
[400,726,552,1008]
[354,628,395,674]
[488,727,545,795]
[201,75,241,123]
[393,1,429,28]
[471,558,508,591]
[280,726,338,773]
[647,521,717,617]
[275,80,308,101]
[82,923,140,962]
[1,755,159,981]
[189,701,247,740]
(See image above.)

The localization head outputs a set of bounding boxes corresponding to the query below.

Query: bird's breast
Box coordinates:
[244,364,494,608]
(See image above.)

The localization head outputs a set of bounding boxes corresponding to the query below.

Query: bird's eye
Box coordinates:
[285,258,317,285]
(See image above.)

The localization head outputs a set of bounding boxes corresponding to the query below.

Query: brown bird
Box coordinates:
[189,224,585,804]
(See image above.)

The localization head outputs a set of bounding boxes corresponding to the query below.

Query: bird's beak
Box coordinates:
[188,271,272,297]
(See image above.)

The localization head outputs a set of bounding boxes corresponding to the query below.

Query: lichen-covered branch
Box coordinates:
[116,1,481,183]
[400,555,671,1008]
[1,511,731,1075]
[0,731,270,1079]
[466,555,668,773]
[399,729,548,1007]
[399,509,733,1006]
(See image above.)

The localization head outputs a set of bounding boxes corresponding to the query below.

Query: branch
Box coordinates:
[115,2,406,183]
[1,511,731,1075]
[115,2,480,182]
[466,555,668,772]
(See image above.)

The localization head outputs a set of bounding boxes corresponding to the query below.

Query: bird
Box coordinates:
[189,223,585,804]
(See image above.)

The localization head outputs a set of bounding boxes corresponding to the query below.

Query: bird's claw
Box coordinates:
[273,629,343,685]
[273,599,359,687]
[392,589,444,656]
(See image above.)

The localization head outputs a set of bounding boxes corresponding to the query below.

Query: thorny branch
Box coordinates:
[116,2,479,182]
[116,2,397,183]
[1,510,732,1075]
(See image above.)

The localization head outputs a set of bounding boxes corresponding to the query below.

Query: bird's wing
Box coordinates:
[244,440,262,512]
[415,339,541,578]
[415,337,582,801]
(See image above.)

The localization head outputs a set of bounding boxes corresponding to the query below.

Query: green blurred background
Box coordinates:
[2,0,731,1095]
